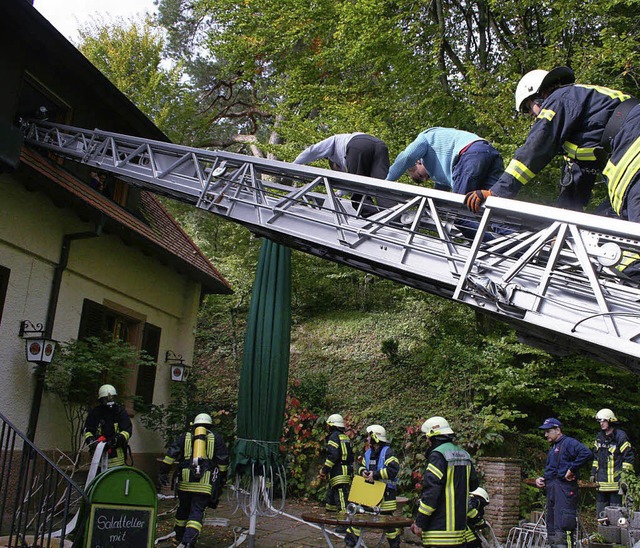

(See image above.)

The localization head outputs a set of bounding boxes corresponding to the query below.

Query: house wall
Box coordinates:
[0,173,200,460]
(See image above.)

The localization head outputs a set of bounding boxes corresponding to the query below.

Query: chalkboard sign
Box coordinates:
[86,503,155,548]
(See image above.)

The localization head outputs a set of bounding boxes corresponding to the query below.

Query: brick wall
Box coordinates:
[477,457,522,542]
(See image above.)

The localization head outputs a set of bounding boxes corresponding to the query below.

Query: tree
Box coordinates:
[78,16,201,143]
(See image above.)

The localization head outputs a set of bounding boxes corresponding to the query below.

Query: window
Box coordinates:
[0,266,9,328]
[78,299,161,407]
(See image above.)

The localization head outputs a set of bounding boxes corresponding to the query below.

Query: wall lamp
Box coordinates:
[165,350,191,382]
[19,320,57,364]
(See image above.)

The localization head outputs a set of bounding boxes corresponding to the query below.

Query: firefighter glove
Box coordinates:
[318,470,327,481]
[464,190,493,213]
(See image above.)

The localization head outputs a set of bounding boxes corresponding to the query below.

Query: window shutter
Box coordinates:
[136,323,161,405]
[77,299,106,339]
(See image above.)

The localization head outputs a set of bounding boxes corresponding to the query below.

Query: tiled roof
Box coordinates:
[20,147,232,294]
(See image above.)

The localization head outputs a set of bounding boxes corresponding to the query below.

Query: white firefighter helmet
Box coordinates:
[471,487,490,503]
[193,413,213,426]
[595,408,618,422]
[514,66,575,112]
[367,424,388,443]
[421,416,454,437]
[327,413,345,428]
[98,384,117,399]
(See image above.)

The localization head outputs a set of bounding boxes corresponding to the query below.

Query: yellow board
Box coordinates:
[348,475,386,507]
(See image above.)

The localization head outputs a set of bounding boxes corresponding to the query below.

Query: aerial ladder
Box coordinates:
[22,121,640,373]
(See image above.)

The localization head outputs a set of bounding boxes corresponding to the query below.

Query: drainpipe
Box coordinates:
[26,221,104,441]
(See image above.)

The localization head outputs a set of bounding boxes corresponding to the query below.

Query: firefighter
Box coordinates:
[412,416,479,548]
[534,418,592,548]
[465,487,490,548]
[158,413,229,548]
[465,67,640,277]
[590,408,635,516]
[345,424,401,548]
[318,413,353,514]
[83,384,132,468]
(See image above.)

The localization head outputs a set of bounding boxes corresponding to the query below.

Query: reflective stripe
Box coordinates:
[427,462,443,480]
[421,529,467,545]
[329,474,351,486]
[445,460,455,530]
[605,135,640,213]
[616,251,640,273]
[418,500,436,516]
[186,520,203,532]
[174,518,187,527]
[623,462,635,471]
[537,109,555,121]
[577,84,631,102]
[563,141,598,161]
[163,456,175,465]
[505,158,536,185]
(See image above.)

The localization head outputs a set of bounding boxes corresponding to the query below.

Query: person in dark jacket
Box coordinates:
[318,413,353,513]
[466,66,639,214]
[464,66,640,279]
[590,408,635,516]
[534,418,592,548]
[465,487,490,548]
[158,413,229,548]
[83,384,132,468]
[345,424,401,547]
[412,416,479,548]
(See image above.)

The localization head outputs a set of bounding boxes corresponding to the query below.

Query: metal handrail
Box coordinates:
[0,409,88,547]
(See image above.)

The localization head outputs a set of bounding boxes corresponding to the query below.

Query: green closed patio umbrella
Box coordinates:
[231,238,291,546]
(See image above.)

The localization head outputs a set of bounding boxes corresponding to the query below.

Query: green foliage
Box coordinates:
[140,367,237,447]
[280,395,324,498]
[78,17,201,143]
[44,336,154,453]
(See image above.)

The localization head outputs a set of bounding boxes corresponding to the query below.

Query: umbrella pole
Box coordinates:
[248,476,259,547]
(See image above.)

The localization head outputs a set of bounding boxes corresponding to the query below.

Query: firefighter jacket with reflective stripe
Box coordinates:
[490,84,633,211]
[322,429,353,487]
[359,444,399,512]
[591,428,635,492]
[162,429,229,495]
[603,104,640,216]
[543,434,592,481]
[84,403,132,467]
[416,440,479,545]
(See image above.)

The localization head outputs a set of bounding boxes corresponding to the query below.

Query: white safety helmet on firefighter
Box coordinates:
[98,384,117,399]
[367,424,388,443]
[471,487,490,503]
[421,416,454,437]
[326,413,345,428]
[514,66,575,112]
[595,408,618,422]
[193,413,213,426]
